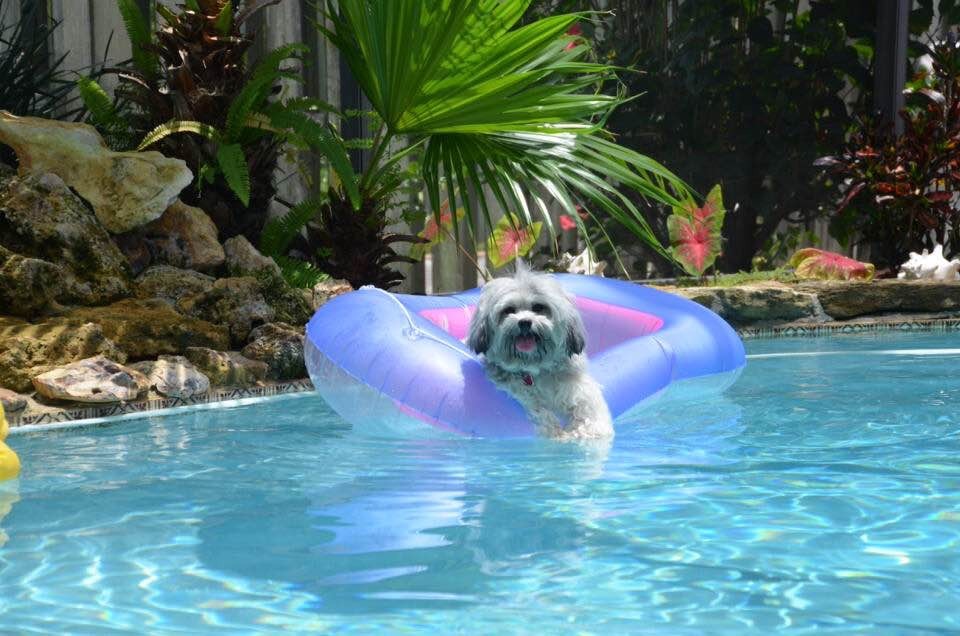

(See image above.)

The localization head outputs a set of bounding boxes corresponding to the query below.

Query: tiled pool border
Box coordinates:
[6,316,960,429]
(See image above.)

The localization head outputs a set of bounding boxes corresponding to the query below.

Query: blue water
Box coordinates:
[1,332,959,634]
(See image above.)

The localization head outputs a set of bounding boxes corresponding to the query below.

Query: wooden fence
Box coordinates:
[3,0,893,293]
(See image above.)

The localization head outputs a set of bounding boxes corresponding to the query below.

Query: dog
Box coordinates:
[467,263,613,441]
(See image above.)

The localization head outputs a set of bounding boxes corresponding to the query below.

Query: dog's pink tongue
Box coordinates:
[516,336,536,352]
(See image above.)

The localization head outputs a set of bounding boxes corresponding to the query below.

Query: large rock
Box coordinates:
[0,111,192,233]
[134,265,215,305]
[32,356,149,404]
[63,299,230,360]
[223,235,281,278]
[177,277,275,345]
[0,245,65,317]
[0,388,27,413]
[130,355,210,398]
[184,347,268,387]
[0,319,125,392]
[308,278,353,311]
[117,200,225,275]
[797,279,960,319]
[0,172,132,314]
[241,323,305,380]
[671,282,822,326]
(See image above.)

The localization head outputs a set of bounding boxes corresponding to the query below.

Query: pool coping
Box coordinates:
[6,315,960,430]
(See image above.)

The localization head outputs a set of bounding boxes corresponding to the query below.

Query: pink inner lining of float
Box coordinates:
[418,297,663,355]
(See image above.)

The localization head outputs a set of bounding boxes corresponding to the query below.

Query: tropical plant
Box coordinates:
[259,0,693,289]
[0,1,77,163]
[79,0,300,241]
[666,184,725,278]
[527,0,878,275]
[788,248,875,281]
[818,32,960,270]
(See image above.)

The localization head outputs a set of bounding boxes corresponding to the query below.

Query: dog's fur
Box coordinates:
[467,264,613,441]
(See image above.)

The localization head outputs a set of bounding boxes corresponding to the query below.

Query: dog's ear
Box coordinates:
[566,320,585,356]
[467,316,490,354]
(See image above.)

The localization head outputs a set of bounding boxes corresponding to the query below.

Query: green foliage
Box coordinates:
[306,0,692,288]
[0,1,76,121]
[527,0,877,275]
[84,0,295,241]
[819,31,960,270]
[115,0,158,76]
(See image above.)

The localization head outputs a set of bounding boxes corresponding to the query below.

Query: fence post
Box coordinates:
[874,0,910,135]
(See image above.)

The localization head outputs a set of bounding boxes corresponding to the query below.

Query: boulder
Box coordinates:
[223,235,282,278]
[134,265,215,305]
[184,347,268,387]
[241,323,305,380]
[0,319,125,393]
[0,245,65,317]
[63,299,230,360]
[0,111,192,233]
[32,355,149,404]
[0,388,27,413]
[0,172,132,312]
[0,111,193,233]
[177,277,275,345]
[261,278,314,328]
[308,278,353,311]
[130,355,210,398]
[117,200,225,275]
[671,282,822,326]
[797,280,960,320]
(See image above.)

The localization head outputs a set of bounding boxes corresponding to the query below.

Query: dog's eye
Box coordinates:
[499,305,515,321]
[531,302,551,316]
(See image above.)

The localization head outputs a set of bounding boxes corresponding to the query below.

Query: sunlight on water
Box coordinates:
[1,332,960,634]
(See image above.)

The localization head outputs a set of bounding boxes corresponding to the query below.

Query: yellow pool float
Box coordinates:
[0,404,20,481]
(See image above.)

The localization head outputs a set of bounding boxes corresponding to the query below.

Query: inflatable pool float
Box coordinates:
[305,275,745,437]
[0,405,20,481]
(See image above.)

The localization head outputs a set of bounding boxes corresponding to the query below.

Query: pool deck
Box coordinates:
[6,311,960,429]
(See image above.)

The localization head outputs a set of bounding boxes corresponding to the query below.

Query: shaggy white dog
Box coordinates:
[467,264,613,441]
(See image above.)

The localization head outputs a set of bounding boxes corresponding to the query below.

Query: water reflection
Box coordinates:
[0,480,18,547]
[195,398,744,613]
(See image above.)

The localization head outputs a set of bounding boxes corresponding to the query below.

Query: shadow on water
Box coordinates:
[193,397,745,614]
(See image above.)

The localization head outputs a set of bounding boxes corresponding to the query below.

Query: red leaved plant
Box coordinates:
[667,184,725,277]
[789,248,875,281]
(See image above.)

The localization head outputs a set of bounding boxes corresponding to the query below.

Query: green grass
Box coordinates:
[673,268,799,288]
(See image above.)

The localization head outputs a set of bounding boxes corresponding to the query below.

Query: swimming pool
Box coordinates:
[1,331,958,633]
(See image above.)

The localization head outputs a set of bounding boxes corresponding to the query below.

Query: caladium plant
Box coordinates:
[487,214,543,269]
[408,201,466,261]
[667,184,725,277]
[789,248,875,281]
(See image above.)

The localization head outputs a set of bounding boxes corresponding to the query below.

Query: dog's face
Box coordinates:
[467,268,585,372]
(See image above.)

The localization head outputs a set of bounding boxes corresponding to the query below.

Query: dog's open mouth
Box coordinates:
[515,334,538,353]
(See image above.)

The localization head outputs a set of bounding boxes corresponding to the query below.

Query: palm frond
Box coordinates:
[323,0,690,259]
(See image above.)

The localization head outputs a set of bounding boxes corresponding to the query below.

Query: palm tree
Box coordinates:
[263,0,693,289]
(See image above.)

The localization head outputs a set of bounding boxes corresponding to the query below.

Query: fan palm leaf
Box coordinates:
[320,0,691,259]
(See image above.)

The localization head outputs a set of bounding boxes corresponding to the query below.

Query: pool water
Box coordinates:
[2,332,959,634]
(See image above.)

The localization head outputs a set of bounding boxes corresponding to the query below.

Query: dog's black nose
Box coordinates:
[518,319,532,331]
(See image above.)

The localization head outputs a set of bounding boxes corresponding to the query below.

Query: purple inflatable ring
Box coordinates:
[305,274,745,438]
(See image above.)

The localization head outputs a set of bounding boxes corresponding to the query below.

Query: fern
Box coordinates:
[216,143,251,206]
[115,0,158,77]
[137,120,220,151]
[259,195,325,257]
[184,0,201,11]
[269,109,361,210]
[274,255,329,289]
[77,76,132,149]
[223,44,308,140]
[213,1,233,35]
